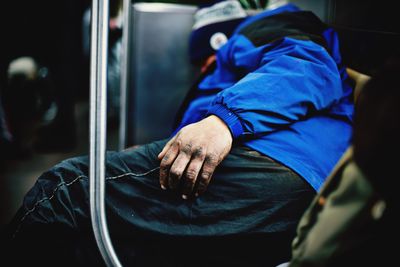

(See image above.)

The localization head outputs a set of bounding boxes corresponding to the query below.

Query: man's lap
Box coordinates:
[4,139,314,266]
[10,139,314,237]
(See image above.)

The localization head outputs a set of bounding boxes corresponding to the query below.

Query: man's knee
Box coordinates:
[11,156,90,236]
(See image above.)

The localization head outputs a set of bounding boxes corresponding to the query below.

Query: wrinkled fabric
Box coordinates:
[289,147,397,267]
[5,140,314,266]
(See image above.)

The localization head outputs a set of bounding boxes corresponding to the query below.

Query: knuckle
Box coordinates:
[205,153,219,165]
[160,160,170,170]
[201,171,212,181]
[169,139,180,150]
[192,147,204,158]
[169,167,182,179]
[174,138,182,147]
[176,139,182,147]
[160,154,171,164]
[185,169,197,181]
[181,143,192,155]
[159,167,168,176]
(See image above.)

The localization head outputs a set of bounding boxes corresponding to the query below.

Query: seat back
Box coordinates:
[120,2,198,148]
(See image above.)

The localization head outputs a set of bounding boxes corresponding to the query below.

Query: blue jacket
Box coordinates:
[174,4,354,191]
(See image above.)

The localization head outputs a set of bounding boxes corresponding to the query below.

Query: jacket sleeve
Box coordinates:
[206,37,344,139]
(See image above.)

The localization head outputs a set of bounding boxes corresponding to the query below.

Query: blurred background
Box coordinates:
[1,0,399,229]
[0,0,209,229]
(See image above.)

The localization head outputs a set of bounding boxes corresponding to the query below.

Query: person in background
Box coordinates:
[0,92,13,167]
[0,0,89,154]
[286,56,400,267]
[1,1,354,266]
[0,57,55,159]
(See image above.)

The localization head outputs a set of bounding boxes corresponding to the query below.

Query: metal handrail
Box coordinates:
[118,0,131,151]
[89,0,123,265]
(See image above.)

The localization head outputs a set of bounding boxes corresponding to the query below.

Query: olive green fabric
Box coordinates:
[289,147,387,267]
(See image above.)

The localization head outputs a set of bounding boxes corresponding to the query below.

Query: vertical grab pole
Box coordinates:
[118,0,131,150]
[89,0,123,266]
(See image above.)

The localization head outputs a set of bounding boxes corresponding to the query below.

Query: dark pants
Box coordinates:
[3,140,314,267]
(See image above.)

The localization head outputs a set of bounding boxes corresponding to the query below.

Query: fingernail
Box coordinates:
[182,194,188,200]
[161,185,167,190]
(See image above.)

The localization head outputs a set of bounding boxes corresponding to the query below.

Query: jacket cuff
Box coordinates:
[207,104,244,138]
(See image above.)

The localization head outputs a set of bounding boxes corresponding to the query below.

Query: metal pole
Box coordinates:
[118,0,131,151]
[89,0,123,265]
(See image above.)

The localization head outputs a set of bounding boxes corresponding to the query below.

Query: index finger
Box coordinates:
[158,136,176,160]
[159,143,179,189]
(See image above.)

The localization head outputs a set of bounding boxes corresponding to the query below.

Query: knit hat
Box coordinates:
[189,0,248,64]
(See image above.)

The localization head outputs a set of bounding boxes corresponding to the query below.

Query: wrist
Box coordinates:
[205,115,233,141]
[206,104,244,138]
